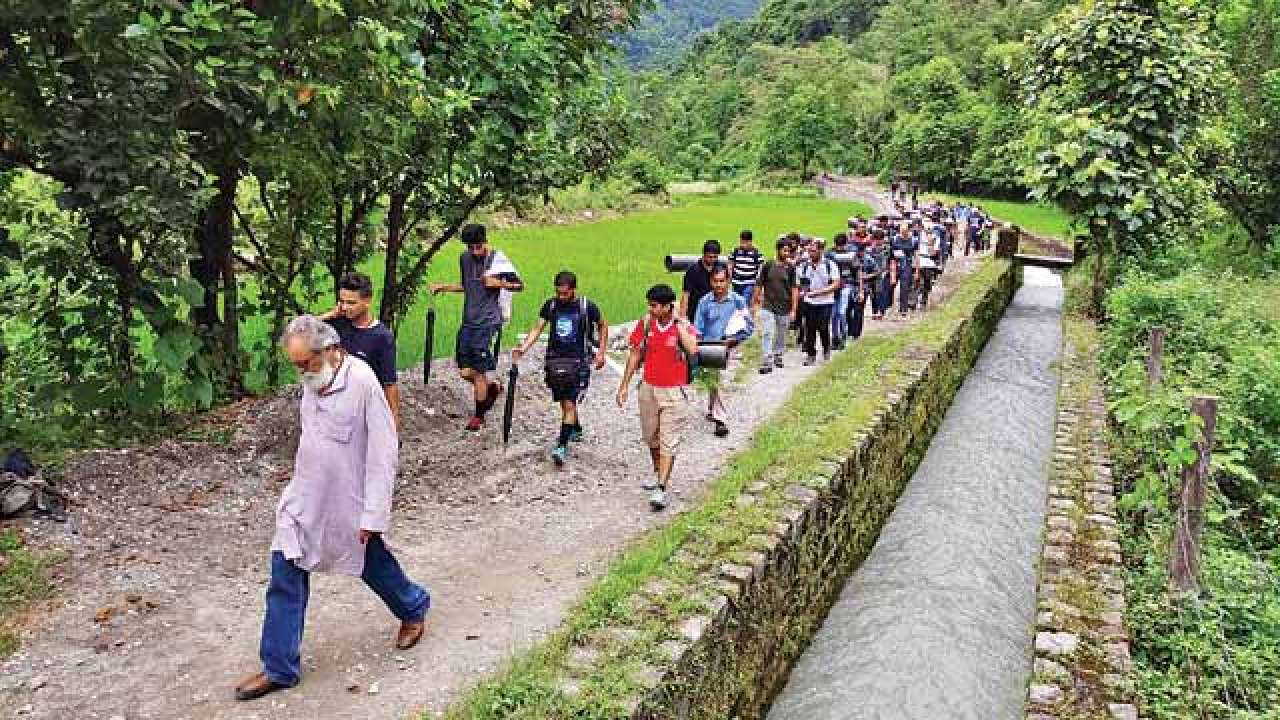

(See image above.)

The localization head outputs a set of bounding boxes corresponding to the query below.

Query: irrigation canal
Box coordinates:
[768,266,1065,720]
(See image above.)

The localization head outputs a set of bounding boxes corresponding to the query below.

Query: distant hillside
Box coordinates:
[617,0,762,68]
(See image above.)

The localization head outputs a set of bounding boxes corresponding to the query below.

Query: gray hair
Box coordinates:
[280,314,341,352]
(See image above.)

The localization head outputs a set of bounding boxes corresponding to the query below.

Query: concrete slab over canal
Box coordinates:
[767,266,1065,720]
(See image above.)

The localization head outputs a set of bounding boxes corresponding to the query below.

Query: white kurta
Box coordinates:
[272,357,398,576]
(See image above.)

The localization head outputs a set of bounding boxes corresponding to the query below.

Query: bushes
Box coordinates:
[1100,267,1280,718]
[614,149,671,195]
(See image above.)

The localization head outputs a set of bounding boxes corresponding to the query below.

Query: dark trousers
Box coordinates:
[802,303,833,357]
[878,273,895,315]
[260,535,430,686]
[849,289,868,339]
[898,266,914,312]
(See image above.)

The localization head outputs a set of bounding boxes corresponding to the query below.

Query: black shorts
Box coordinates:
[456,324,499,372]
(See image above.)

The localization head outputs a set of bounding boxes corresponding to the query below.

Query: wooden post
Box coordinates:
[995,224,1020,258]
[1147,327,1165,387]
[1169,396,1218,597]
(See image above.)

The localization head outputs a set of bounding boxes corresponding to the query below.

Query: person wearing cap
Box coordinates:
[429,223,523,432]
[678,239,722,322]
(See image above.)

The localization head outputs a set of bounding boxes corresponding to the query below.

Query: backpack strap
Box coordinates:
[579,297,590,357]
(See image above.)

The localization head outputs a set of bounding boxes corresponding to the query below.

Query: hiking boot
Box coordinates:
[648,488,668,511]
[714,421,729,438]
[465,416,483,432]
[551,445,568,467]
[803,355,816,366]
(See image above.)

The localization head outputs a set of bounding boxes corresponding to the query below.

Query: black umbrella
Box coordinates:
[423,300,436,386]
[502,362,519,446]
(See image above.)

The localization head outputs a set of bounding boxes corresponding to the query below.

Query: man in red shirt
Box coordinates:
[616,284,700,511]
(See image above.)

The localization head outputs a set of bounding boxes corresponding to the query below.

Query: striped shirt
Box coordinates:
[729,246,764,286]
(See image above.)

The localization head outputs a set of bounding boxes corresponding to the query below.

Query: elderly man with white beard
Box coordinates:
[234,315,429,702]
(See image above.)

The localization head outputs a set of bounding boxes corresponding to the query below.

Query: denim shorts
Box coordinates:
[456,324,499,372]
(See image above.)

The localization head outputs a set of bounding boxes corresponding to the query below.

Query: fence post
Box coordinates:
[1168,396,1218,597]
[1147,326,1165,387]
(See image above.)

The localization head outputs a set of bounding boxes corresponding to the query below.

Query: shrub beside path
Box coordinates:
[1,219,985,720]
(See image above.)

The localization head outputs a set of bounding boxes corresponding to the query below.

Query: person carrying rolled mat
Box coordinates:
[511,270,608,468]
[429,223,523,432]
[693,266,753,438]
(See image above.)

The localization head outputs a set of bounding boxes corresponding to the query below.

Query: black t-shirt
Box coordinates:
[682,261,718,319]
[326,317,398,385]
[539,298,601,359]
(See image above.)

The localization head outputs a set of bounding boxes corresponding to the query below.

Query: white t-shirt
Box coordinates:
[798,258,840,306]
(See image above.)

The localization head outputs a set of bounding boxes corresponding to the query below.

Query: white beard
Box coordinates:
[302,358,338,393]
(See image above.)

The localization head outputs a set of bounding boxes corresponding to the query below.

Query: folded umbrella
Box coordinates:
[423,301,436,386]
[502,363,519,447]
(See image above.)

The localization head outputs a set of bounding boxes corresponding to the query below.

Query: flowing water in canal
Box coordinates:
[768,267,1065,720]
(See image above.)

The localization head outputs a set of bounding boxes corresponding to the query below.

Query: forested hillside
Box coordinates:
[622,0,1068,193]
[617,0,761,67]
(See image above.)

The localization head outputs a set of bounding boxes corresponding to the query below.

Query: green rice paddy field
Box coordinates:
[243,193,871,387]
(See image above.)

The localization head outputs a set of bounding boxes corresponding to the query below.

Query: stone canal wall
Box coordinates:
[551,259,1022,719]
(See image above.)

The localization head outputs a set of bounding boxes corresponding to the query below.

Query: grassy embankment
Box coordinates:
[0,529,58,658]
[436,256,1009,719]
[242,193,871,389]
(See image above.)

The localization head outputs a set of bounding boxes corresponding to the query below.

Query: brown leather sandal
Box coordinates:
[234,671,285,702]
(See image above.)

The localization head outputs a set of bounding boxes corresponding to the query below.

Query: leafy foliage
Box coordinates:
[618,0,762,68]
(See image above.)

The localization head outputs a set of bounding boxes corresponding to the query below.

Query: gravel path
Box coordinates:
[767,266,1064,720]
[1,227,987,720]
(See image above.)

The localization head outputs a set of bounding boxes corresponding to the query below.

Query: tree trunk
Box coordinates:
[379,190,408,329]
[190,167,243,395]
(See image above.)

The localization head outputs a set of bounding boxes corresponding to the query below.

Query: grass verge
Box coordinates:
[439,256,1008,719]
[0,528,58,658]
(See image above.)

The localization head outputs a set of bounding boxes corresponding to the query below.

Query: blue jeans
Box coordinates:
[260,535,430,686]
[758,308,788,366]
[832,287,851,343]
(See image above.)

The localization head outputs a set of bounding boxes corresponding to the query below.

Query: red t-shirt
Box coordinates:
[629,318,690,388]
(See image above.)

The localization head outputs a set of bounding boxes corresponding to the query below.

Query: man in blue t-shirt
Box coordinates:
[321,272,400,429]
[512,271,608,467]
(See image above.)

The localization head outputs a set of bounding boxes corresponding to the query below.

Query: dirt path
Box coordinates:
[1,228,987,720]
[819,175,897,216]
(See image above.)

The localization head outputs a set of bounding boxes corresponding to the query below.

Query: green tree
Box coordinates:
[1024,0,1221,314]
[758,81,837,179]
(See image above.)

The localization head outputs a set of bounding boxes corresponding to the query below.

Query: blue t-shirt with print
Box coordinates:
[540,298,601,359]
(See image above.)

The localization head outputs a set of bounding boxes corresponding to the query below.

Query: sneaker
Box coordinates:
[568,427,584,443]
[641,477,659,491]
[758,366,773,375]
[803,355,816,366]
[551,445,568,467]
[648,488,667,511]
[465,416,483,432]
[774,356,785,369]
[714,421,729,438]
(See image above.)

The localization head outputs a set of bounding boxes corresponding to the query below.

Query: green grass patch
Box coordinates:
[440,256,1009,719]
[0,528,58,658]
[242,193,870,390]
[927,192,1077,242]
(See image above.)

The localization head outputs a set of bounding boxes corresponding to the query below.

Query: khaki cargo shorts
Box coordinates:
[638,382,690,457]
